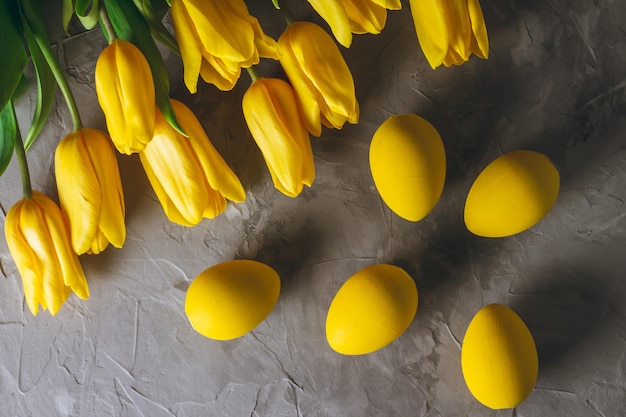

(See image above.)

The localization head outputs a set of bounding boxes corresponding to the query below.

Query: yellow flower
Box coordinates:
[242,77,315,197]
[279,22,359,137]
[55,128,126,255]
[140,99,246,226]
[4,191,89,316]
[307,0,401,48]
[170,0,280,93]
[409,0,489,68]
[95,39,156,154]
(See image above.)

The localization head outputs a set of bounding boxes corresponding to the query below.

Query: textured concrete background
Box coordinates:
[1,1,625,416]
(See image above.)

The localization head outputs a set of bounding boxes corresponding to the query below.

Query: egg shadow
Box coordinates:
[508,266,612,368]
[389,191,502,296]
[392,229,471,295]
[236,217,317,297]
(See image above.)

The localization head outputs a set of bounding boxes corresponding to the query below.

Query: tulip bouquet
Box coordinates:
[0,0,489,316]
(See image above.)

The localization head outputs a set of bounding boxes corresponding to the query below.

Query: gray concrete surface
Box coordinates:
[1,1,625,416]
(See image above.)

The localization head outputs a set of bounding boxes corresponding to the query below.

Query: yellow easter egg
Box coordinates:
[464,150,559,237]
[369,114,446,221]
[461,304,538,409]
[326,264,418,355]
[185,260,280,340]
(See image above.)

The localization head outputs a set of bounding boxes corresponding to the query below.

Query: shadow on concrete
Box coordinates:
[508,267,611,368]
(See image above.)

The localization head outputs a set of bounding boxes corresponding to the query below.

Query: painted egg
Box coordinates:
[369,114,446,221]
[326,264,418,355]
[185,260,280,340]
[464,150,559,237]
[461,304,538,409]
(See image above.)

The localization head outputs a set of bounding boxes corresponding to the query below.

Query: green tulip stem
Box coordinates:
[99,2,118,43]
[34,34,83,131]
[13,109,33,198]
[279,2,295,25]
[246,66,260,83]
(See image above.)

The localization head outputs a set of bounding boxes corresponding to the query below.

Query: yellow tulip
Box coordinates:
[279,22,359,137]
[307,0,401,48]
[95,39,156,155]
[4,191,89,316]
[170,0,280,93]
[140,99,246,226]
[409,0,489,68]
[242,77,315,197]
[55,128,126,255]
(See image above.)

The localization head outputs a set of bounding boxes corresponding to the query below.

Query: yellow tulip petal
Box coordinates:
[19,199,70,314]
[443,47,465,67]
[443,0,473,62]
[344,0,387,35]
[173,0,277,92]
[83,128,126,250]
[89,229,111,255]
[242,78,314,197]
[22,266,46,315]
[247,13,280,60]
[171,0,203,94]
[33,193,89,301]
[308,0,353,47]
[283,67,322,136]
[410,0,489,68]
[55,130,100,255]
[4,192,88,316]
[371,0,401,10]
[95,39,155,154]
[279,26,323,136]
[140,111,209,226]
[409,0,449,68]
[5,200,45,315]
[180,0,255,61]
[468,0,489,58]
[139,155,197,227]
[281,22,359,133]
[199,54,240,91]
[55,128,125,255]
[202,187,228,219]
[170,100,246,204]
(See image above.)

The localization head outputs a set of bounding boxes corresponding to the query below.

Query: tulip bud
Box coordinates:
[409,0,489,68]
[171,0,280,93]
[242,78,315,197]
[95,39,156,154]
[279,22,359,137]
[55,128,126,255]
[140,100,246,226]
[4,191,89,316]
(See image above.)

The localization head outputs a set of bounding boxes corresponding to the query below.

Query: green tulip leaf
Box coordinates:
[13,75,31,103]
[75,0,100,30]
[0,102,17,177]
[62,0,74,34]
[19,0,53,47]
[105,0,185,136]
[272,0,280,9]
[132,0,180,55]
[20,11,56,152]
[150,24,180,56]
[0,1,28,112]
